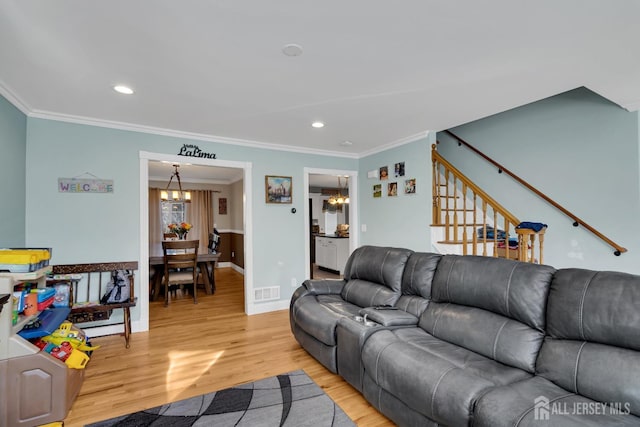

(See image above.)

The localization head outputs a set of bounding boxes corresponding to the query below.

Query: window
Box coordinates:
[161,202,187,231]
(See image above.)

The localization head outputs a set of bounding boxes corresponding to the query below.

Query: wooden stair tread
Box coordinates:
[437,239,509,244]
[431,223,486,227]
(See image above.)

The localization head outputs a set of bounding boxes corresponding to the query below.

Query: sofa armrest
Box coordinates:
[302,278,346,295]
[359,307,419,327]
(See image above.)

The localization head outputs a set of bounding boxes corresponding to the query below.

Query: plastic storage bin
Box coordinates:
[0,248,52,272]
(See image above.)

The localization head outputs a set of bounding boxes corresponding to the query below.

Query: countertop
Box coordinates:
[315,234,349,239]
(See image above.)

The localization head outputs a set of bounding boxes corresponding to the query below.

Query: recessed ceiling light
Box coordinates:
[282,43,303,57]
[341,140,353,146]
[311,121,325,128]
[113,85,134,95]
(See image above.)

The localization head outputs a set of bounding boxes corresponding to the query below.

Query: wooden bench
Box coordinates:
[49,261,138,348]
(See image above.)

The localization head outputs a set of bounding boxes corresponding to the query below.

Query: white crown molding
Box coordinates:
[357,130,431,158]
[3,85,429,159]
[0,79,31,114]
[27,109,360,159]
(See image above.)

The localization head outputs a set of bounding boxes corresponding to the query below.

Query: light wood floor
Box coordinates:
[63,268,394,427]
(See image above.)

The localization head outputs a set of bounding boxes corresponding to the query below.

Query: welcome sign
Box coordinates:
[58,178,114,194]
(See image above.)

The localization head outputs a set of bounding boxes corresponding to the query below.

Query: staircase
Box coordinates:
[431,144,546,263]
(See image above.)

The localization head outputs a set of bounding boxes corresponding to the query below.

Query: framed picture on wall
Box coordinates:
[265,175,292,204]
[405,178,416,194]
[373,184,382,198]
[219,197,227,215]
[388,182,398,197]
[379,166,389,180]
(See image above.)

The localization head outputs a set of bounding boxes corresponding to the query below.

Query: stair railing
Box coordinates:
[432,144,545,263]
[444,130,627,256]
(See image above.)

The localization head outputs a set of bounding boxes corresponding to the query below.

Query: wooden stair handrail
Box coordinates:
[444,130,627,256]
[432,146,520,226]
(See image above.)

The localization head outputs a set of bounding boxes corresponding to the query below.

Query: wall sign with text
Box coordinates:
[58,178,114,193]
[177,144,217,159]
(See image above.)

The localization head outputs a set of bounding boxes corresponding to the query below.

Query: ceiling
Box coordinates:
[2,1,640,159]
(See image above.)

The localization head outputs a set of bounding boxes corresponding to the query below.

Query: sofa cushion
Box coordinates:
[341,246,413,307]
[538,268,640,417]
[431,255,555,331]
[396,252,442,317]
[537,338,640,417]
[361,327,531,426]
[290,294,361,346]
[474,376,640,427]
[420,255,555,372]
[420,302,545,373]
[547,269,640,351]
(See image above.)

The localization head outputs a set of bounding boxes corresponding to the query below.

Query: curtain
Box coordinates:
[187,190,214,253]
[149,188,163,254]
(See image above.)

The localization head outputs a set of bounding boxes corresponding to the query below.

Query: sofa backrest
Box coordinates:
[341,246,413,307]
[396,252,442,317]
[536,268,640,416]
[419,254,555,373]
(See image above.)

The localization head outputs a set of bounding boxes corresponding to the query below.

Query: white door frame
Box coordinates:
[303,167,359,280]
[137,151,253,332]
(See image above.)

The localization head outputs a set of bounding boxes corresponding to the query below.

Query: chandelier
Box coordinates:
[160,164,191,203]
[328,176,349,205]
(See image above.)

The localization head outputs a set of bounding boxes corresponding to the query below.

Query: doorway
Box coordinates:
[137,151,253,333]
[303,168,358,281]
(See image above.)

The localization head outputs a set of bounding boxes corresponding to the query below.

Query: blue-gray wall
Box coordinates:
[438,87,640,274]
[0,95,26,247]
[358,135,434,251]
[23,117,358,320]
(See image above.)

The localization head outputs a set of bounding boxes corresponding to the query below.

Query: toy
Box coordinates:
[64,347,90,369]
[49,342,73,362]
[41,321,100,352]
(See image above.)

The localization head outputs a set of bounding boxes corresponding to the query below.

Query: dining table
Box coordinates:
[149,243,221,301]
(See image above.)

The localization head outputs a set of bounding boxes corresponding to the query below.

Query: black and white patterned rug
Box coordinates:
[86,370,355,427]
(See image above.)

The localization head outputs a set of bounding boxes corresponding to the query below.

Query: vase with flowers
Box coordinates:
[168,222,192,239]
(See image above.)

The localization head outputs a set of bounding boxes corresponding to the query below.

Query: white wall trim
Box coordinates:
[81,319,144,338]
[231,264,244,274]
[28,109,359,159]
[1,79,431,160]
[138,157,150,332]
[139,151,253,332]
[303,167,359,281]
[357,130,431,158]
[217,229,244,234]
[0,79,31,114]
[215,262,244,275]
[246,299,290,315]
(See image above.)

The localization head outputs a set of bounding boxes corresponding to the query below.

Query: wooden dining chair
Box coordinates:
[161,239,199,306]
[163,232,178,240]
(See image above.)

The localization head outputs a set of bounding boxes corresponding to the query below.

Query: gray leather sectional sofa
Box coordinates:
[290,245,640,426]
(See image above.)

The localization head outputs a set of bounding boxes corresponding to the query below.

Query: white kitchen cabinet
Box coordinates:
[315,236,350,274]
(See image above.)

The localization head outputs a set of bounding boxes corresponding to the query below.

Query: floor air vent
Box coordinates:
[254,286,280,302]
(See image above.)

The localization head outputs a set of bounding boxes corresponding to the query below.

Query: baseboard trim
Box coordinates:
[81,324,124,338]
[246,299,290,315]
[217,261,244,274]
